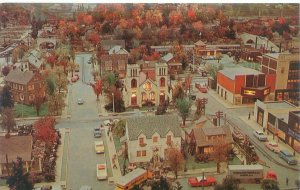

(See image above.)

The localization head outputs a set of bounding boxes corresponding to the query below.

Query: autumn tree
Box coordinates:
[7,157,34,190]
[1,65,10,76]
[105,86,125,113]
[90,79,103,100]
[33,117,57,146]
[166,147,185,179]
[0,85,14,108]
[47,93,65,116]
[32,85,45,116]
[172,82,185,102]
[1,107,16,135]
[176,98,192,126]
[214,176,242,190]
[54,69,68,94]
[112,119,126,138]
[211,138,229,173]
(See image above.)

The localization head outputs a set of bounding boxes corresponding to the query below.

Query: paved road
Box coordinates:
[57,53,115,190]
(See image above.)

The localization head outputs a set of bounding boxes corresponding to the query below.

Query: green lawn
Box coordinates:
[14,104,48,118]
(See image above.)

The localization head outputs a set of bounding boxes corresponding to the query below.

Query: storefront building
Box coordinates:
[261,53,300,105]
[254,100,300,152]
[217,67,275,105]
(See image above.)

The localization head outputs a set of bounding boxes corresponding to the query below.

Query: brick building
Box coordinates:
[217,67,275,105]
[4,69,45,105]
[260,52,299,105]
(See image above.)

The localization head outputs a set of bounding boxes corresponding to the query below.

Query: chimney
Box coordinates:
[255,37,258,49]
[279,43,282,53]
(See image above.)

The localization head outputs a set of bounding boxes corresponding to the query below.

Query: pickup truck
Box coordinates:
[97,164,107,180]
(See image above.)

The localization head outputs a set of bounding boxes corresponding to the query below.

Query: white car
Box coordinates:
[94,141,104,154]
[253,130,268,141]
[97,164,107,180]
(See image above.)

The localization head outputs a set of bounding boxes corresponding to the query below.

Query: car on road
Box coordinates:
[77,98,84,105]
[279,150,297,165]
[188,176,217,187]
[253,130,268,141]
[94,141,104,154]
[79,186,92,190]
[93,127,101,138]
[97,163,107,180]
[265,141,280,153]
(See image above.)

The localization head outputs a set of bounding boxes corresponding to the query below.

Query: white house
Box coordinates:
[124,115,182,163]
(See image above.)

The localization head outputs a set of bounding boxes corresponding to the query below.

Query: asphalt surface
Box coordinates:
[53,54,299,190]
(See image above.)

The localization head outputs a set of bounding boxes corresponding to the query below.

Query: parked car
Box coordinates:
[265,141,280,153]
[77,98,84,105]
[188,176,217,187]
[253,130,268,141]
[97,164,107,180]
[93,127,101,138]
[279,150,298,165]
[94,141,104,154]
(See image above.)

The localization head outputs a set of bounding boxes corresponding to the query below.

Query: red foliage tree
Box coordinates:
[187,8,196,21]
[88,33,101,46]
[90,80,103,100]
[33,117,57,146]
[143,51,160,61]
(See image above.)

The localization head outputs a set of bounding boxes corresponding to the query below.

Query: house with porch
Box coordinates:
[0,135,42,177]
[123,115,182,164]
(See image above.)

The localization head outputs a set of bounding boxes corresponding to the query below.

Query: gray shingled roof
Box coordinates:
[4,69,34,85]
[0,135,32,163]
[162,53,174,62]
[126,115,181,140]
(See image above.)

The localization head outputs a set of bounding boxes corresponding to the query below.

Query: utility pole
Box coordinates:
[215,110,224,126]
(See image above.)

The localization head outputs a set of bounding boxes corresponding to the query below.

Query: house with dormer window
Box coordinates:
[123,115,182,163]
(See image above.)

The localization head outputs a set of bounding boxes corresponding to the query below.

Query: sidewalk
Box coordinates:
[207,89,254,109]
[103,126,122,184]
[239,116,300,163]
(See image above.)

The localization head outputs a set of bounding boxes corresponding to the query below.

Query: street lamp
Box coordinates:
[202,169,205,190]
[20,94,24,120]
[112,93,115,113]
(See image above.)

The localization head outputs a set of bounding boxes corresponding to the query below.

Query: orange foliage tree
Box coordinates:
[33,117,57,146]
[166,147,185,179]
[211,138,229,173]
[90,80,103,100]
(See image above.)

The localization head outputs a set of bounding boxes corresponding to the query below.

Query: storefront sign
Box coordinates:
[241,87,270,99]
[288,128,300,141]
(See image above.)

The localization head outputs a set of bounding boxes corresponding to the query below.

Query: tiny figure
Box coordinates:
[248,112,251,120]
[286,177,289,186]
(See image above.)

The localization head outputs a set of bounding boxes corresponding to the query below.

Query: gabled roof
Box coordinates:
[108,45,128,55]
[192,124,233,147]
[162,53,174,62]
[26,49,42,68]
[195,40,206,46]
[0,135,32,163]
[126,115,181,141]
[5,69,35,85]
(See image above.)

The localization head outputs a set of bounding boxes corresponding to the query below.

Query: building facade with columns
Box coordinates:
[123,60,171,108]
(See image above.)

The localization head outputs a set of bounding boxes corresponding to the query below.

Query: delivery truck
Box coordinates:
[228,165,277,184]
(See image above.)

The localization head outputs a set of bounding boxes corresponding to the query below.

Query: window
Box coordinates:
[137,151,141,157]
[160,77,165,87]
[142,150,146,156]
[131,79,137,88]
[153,136,158,143]
[139,138,144,145]
[167,135,171,144]
[105,61,112,71]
